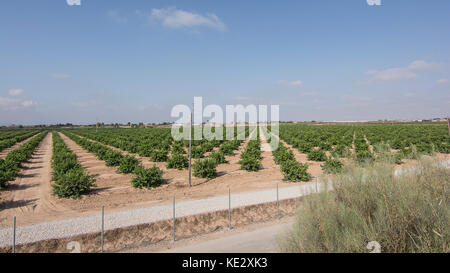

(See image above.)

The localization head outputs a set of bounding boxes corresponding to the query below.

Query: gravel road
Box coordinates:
[0,182,322,248]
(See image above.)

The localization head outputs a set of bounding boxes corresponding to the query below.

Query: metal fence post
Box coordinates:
[173,195,176,242]
[188,104,193,187]
[101,206,104,253]
[228,188,231,230]
[276,184,279,219]
[315,177,319,193]
[12,216,16,254]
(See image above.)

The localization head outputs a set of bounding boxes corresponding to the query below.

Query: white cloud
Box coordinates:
[437,78,448,84]
[107,10,128,24]
[0,96,37,110]
[366,68,417,81]
[408,60,440,70]
[20,100,37,107]
[51,74,70,79]
[0,97,19,106]
[277,80,303,88]
[8,89,24,96]
[150,7,226,31]
[366,60,440,82]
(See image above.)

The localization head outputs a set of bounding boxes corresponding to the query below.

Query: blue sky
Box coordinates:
[1,0,449,125]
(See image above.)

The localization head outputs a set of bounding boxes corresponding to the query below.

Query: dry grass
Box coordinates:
[279,156,449,253]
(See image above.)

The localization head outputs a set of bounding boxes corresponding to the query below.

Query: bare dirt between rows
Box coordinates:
[0,135,38,159]
[0,130,306,228]
[0,133,70,226]
[269,131,325,178]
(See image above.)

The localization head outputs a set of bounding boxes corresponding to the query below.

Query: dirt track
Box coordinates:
[0,133,68,224]
[0,135,38,159]
[128,218,293,253]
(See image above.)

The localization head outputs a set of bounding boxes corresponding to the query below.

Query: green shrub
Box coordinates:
[415,143,435,155]
[193,159,217,179]
[191,146,205,159]
[171,142,185,155]
[321,157,343,174]
[105,150,123,166]
[355,150,374,164]
[219,143,235,156]
[307,149,327,161]
[437,143,450,154]
[118,155,141,174]
[0,159,18,189]
[332,144,350,158]
[210,151,227,165]
[131,166,164,189]
[201,142,214,153]
[238,155,262,172]
[319,141,332,150]
[280,160,311,182]
[296,141,313,153]
[273,146,295,164]
[150,149,168,162]
[52,169,96,199]
[138,145,154,157]
[167,154,189,170]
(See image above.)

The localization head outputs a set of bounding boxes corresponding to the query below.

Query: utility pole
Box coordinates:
[188,103,193,187]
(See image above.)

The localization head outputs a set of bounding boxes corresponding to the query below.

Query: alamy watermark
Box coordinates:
[171,97,279,150]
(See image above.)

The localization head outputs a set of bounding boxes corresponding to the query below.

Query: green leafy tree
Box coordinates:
[193,159,217,179]
[307,149,327,161]
[118,155,141,174]
[132,166,164,189]
[167,154,189,170]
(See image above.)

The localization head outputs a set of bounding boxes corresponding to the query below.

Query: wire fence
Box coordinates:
[2,181,325,253]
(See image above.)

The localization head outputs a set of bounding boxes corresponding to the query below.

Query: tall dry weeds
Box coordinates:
[279,157,449,253]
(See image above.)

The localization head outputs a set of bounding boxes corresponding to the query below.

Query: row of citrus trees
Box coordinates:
[238,128,262,171]
[0,130,40,152]
[168,129,246,179]
[281,123,450,163]
[71,128,174,162]
[60,131,164,191]
[71,126,247,162]
[68,126,248,180]
[0,131,47,189]
[262,127,312,181]
[0,130,36,141]
[51,132,96,198]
